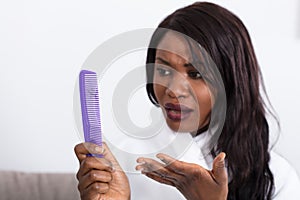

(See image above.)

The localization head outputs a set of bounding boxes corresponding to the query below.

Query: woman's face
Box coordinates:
[153,32,213,135]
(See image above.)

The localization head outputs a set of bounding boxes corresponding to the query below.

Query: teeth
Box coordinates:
[170,110,180,114]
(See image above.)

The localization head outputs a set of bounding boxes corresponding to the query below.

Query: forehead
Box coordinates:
[156,31,193,62]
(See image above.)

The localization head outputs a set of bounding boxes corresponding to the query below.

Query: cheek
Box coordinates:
[153,74,168,103]
[153,84,165,103]
[194,86,213,116]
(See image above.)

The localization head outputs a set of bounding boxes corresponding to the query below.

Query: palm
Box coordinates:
[136,152,228,200]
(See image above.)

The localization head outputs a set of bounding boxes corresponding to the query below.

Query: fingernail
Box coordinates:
[136,158,145,164]
[157,155,164,161]
[136,167,144,172]
[111,166,115,172]
[95,146,102,153]
[137,161,146,165]
[218,153,226,163]
[221,153,226,161]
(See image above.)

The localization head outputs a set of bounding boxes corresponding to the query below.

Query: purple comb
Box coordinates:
[79,70,103,158]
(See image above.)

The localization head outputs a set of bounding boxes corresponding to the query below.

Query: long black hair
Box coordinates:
[145,2,275,199]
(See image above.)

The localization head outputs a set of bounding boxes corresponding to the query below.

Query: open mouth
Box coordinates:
[164,103,193,121]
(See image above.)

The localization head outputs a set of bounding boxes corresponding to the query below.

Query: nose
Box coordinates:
[165,72,189,99]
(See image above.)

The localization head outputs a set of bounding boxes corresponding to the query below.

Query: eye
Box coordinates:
[188,71,202,79]
[156,67,171,77]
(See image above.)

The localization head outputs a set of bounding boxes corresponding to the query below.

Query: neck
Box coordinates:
[191,123,209,137]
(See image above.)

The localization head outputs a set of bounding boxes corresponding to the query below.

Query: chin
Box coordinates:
[165,120,198,133]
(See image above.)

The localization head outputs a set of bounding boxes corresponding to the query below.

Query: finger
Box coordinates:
[157,153,209,181]
[78,170,112,191]
[212,152,227,185]
[101,142,123,172]
[136,157,181,183]
[156,153,176,165]
[143,171,175,187]
[136,157,165,172]
[156,153,188,175]
[76,157,114,180]
[74,143,103,163]
[80,182,109,199]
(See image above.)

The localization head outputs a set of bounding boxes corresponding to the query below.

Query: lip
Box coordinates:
[164,103,193,121]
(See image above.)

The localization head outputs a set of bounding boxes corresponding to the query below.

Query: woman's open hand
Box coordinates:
[136,152,228,200]
[74,142,130,200]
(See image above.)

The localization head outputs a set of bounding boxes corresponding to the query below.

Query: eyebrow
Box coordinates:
[155,57,193,68]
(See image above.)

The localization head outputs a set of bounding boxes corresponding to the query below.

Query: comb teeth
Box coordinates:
[79,70,102,148]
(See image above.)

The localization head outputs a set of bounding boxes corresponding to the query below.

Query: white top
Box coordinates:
[114,125,300,199]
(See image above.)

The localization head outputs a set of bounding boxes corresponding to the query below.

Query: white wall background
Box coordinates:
[0,0,299,176]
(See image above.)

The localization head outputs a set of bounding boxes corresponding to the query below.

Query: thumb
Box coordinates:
[212,152,227,185]
[102,142,123,172]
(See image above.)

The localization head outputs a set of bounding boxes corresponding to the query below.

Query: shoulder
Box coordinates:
[269,151,300,199]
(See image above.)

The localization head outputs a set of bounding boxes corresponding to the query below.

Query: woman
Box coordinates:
[74,2,300,200]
